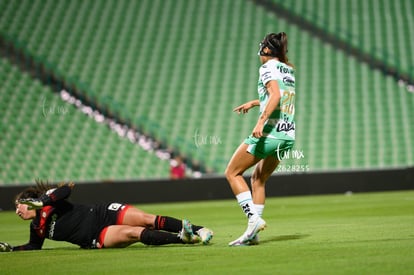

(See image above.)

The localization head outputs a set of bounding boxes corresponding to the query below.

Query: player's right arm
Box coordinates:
[1,224,45,252]
[233,100,260,114]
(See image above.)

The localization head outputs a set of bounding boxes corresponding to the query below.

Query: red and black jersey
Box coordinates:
[13,186,128,250]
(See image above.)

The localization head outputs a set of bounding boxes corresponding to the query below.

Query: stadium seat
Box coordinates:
[0,0,413,185]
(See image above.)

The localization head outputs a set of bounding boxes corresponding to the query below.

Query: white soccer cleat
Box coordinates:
[248,235,259,245]
[245,216,266,240]
[179,219,200,244]
[228,216,266,246]
[18,198,43,210]
[197,227,214,245]
[228,235,250,246]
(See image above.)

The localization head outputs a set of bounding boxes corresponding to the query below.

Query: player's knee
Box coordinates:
[126,228,142,241]
[250,171,258,184]
[225,166,242,181]
[251,169,260,183]
[224,166,233,181]
[142,213,156,228]
[251,170,267,187]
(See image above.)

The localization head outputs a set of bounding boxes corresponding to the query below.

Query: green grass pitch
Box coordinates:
[0,190,413,274]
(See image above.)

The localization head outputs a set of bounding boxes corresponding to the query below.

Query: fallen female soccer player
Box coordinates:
[0,181,213,252]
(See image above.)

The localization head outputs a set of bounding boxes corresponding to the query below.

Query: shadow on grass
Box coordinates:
[261,234,310,244]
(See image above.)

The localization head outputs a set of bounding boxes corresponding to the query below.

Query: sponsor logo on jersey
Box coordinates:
[108,203,123,211]
[282,76,295,87]
[48,214,58,239]
[277,64,294,74]
[262,71,272,82]
[276,117,295,132]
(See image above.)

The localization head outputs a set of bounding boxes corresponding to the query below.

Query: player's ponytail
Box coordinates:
[265,32,294,67]
[14,179,74,204]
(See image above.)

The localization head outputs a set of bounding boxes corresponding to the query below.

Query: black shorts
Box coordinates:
[89,203,131,249]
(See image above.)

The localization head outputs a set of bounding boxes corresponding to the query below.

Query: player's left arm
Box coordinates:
[252,80,281,138]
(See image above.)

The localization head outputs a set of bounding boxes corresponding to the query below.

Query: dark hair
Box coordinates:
[15,180,50,203]
[263,32,293,67]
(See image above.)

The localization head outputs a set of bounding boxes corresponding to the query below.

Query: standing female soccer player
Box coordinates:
[225,32,296,246]
[0,181,213,252]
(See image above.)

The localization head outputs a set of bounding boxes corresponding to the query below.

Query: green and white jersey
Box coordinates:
[257,59,296,140]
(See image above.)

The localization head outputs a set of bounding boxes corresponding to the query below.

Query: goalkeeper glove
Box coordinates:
[18,198,44,210]
[0,242,13,252]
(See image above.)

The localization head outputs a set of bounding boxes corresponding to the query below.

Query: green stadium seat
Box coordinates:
[0,0,413,185]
